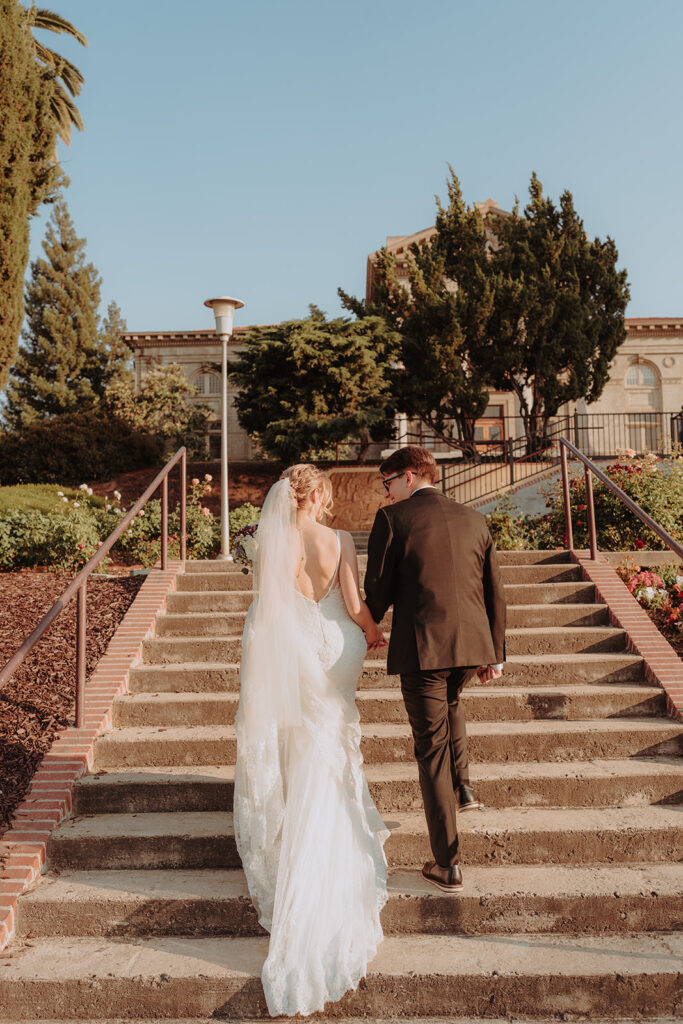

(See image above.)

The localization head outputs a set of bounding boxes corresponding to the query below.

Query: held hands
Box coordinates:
[477,664,503,683]
[365,621,388,651]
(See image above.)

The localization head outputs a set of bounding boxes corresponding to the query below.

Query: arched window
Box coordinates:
[626,364,656,387]
[195,371,221,396]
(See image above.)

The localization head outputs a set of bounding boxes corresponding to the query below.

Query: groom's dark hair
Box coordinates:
[380,445,437,485]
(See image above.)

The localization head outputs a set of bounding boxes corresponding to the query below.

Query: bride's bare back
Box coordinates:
[295,520,341,603]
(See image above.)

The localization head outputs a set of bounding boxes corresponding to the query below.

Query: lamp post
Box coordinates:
[204,296,244,560]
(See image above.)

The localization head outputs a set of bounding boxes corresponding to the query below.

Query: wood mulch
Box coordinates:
[0,571,144,835]
[647,609,683,658]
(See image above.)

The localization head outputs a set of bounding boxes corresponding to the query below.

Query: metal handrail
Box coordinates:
[440,418,572,502]
[559,438,683,561]
[0,447,187,727]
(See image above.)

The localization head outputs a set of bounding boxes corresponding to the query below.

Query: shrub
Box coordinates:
[485,494,531,550]
[536,449,683,551]
[0,411,163,485]
[113,477,218,567]
[0,477,220,571]
[0,506,102,571]
[229,502,261,541]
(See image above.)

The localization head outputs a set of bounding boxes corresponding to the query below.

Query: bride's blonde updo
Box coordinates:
[281,464,333,515]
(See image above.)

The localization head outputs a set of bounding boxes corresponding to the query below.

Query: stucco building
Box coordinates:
[121,326,258,460]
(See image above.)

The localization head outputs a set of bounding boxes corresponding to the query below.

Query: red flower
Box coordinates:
[634,539,645,549]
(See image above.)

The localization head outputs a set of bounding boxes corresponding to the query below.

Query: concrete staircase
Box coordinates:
[2,552,682,1020]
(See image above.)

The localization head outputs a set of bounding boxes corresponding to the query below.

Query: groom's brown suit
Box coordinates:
[364,487,506,867]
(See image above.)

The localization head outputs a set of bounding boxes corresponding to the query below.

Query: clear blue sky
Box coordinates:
[29,0,683,333]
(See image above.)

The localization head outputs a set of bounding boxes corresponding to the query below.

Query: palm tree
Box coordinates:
[25,5,88,145]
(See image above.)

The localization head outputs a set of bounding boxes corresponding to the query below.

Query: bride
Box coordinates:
[233,464,389,1017]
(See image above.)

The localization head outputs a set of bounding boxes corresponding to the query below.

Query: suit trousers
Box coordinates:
[400,666,478,868]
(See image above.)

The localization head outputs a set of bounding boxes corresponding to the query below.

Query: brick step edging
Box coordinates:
[572,553,683,723]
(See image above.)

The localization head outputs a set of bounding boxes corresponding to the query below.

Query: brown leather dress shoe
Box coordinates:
[457,784,481,811]
[421,860,463,893]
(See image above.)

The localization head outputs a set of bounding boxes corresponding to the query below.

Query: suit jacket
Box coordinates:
[364,488,506,676]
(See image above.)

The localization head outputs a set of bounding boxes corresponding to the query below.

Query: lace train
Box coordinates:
[234,581,389,1016]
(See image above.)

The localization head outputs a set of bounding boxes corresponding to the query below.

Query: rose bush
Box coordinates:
[487,449,683,552]
[617,556,683,653]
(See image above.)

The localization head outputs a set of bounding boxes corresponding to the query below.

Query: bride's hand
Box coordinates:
[365,622,387,650]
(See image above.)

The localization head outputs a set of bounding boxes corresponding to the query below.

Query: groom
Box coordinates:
[364,445,506,893]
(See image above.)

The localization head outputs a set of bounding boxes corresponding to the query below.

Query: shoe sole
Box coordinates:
[421,868,464,894]
[459,800,481,811]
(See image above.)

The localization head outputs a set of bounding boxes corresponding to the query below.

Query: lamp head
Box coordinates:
[204,296,245,337]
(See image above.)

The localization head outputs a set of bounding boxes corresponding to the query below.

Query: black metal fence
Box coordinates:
[437,411,683,506]
[323,410,683,467]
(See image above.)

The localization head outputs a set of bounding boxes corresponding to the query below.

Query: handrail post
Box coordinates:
[76,582,86,728]
[508,439,514,486]
[560,443,574,552]
[180,450,187,564]
[585,467,598,560]
[161,475,168,570]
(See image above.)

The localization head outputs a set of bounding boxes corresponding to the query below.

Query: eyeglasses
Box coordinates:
[382,472,404,491]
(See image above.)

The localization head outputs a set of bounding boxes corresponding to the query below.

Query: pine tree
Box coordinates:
[4,196,118,428]
[0,0,60,391]
[488,173,630,450]
[340,168,497,456]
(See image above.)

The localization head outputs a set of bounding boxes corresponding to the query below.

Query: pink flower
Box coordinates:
[96,541,103,548]
[204,473,213,482]
[191,477,200,485]
[201,507,211,516]
[77,543,84,550]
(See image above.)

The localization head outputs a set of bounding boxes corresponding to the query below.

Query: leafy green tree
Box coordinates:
[3,196,126,428]
[487,173,630,450]
[27,5,88,146]
[105,362,211,459]
[340,170,497,457]
[0,0,60,391]
[228,307,398,463]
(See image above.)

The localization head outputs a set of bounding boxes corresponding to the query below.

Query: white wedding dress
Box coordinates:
[233,481,389,1017]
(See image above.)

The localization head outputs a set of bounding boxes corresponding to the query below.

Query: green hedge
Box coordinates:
[0,411,164,485]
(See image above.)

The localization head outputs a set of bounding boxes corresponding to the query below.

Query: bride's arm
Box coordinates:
[338,531,385,648]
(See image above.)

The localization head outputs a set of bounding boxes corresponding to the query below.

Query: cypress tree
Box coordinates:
[0,0,59,391]
[4,196,112,428]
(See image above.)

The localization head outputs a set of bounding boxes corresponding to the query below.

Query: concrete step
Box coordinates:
[91,720,682,770]
[176,573,252,592]
[174,563,583,593]
[1,932,679,1020]
[46,806,683,871]
[141,626,629,664]
[17,864,683,940]
[504,580,595,604]
[165,580,597,613]
[128,652,646,694]
[494,550,571,565]
[186,551,572,570]
[162,598,611,630]
[155,610,620,640]
[73,758,683,816]
[112,684,667,729]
